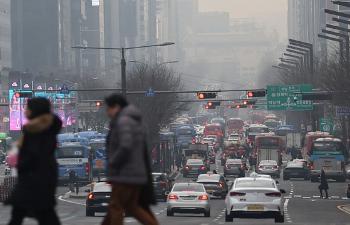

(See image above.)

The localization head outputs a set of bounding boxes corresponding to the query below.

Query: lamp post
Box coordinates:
[72,42,175,96]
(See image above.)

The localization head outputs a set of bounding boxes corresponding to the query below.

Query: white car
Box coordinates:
[225,175,285,223]
[167,183,210,217]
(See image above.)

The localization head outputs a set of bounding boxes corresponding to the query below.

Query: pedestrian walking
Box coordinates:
[102,94,158,225]
[6,97,62,225]
[319,169,329,199]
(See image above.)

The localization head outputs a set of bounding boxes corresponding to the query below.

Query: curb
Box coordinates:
[337,205,350,215]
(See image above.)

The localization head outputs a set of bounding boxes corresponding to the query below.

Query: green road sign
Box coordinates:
[319,118,333,133]
[267,84,313,111]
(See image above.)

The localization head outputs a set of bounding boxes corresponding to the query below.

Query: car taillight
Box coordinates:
[265,192,281,197]
[185,166,190,170]
[273,165,278,169]
[159,181,167,188]
[168,194,178,200]
[200,166,206,170]
[87,193,95,200]
[198,195,209,200]
[192,137,196,144]
[218,182,224,188]
[230,192,246,196]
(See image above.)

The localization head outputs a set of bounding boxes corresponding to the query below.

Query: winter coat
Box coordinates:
[106,105,156,205]
[8,114,62,210]
[319,170,329,190]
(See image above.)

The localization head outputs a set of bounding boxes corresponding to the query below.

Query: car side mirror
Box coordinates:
[85,189,91,193]
[165,191,170,196]
[280,189,286,194]
[276,180,279,185]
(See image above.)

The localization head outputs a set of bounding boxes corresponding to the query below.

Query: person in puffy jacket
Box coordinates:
[102,94,158,225]
[7,97,62,225]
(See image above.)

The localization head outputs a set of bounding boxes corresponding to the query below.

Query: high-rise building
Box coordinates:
[11,0,60,73]
[287,0,333,58]
[0,0,11,70]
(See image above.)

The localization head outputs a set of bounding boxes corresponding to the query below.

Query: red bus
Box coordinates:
[204,123,224,143]
[302,131,332,157]
[226,118,244,135]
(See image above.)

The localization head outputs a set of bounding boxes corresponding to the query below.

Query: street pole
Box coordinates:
[121,48,127,97]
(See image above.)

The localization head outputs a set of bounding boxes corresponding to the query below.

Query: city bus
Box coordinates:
[56,142,92,184]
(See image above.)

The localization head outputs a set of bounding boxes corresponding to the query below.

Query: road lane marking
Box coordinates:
[302,196,311,199]
[58,195,86,206]
[283,199,292,223]
[294,195,302,198]
[337,205,350,215]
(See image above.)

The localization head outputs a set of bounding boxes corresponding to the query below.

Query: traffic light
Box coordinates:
[234,104,247,109]
[243,99,257,105]
[205,101,220,109]
[15,91,33,98]
[247,90,266,98]
[197,92,217,99]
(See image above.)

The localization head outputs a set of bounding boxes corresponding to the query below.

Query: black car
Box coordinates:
[152,172,174,201]
[283,162,310,180]
[183,159,208,178]
[86,182,111,216]
[196,173,229,199]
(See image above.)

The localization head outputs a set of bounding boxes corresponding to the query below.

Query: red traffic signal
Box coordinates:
[247,90,266,98]
[14,91,33,98]
[205,101,220,109]
[197,92,217,99]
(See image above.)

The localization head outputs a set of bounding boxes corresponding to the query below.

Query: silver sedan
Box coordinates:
[166,183,210,217]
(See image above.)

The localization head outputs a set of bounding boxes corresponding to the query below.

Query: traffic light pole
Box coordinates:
[121,48,127,97]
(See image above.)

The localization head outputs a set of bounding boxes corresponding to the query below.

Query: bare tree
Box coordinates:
[126,64,187,143]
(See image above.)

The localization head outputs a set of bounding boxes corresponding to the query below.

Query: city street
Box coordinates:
[1,159,349,225]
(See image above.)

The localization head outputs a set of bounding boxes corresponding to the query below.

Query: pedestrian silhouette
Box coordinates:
[6,97,62,225]
[102,94,158,225]
[319,169,329,199]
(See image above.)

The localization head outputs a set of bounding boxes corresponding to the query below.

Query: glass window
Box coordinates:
[172,184,205,192]
[235,179,275,188]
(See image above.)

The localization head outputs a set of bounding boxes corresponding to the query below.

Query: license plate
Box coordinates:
[247,204,264,211]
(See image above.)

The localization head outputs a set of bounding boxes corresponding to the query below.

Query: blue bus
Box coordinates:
[89,139,107,176]
[56,143,92,184]
[175,125,196,149]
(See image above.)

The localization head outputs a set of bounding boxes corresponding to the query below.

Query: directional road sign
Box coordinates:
[319,117,333,133]
[267,84,313,111]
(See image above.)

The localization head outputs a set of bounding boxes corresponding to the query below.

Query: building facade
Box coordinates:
[0,0,11,70]
[287,0,338,58]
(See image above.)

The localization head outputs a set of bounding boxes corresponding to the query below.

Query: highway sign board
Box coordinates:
[336,106,350,117]
[267,84,313,111]
[319,117,333,133]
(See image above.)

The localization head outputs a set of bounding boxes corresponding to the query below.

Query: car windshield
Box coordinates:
[187,160,203,165]
[173,184,205,192]
[248,127,269,133]
[312,141,344,152]
[235,179,276,188]
[56,147,84,158]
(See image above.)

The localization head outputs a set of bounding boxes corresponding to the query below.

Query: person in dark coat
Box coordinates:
[319,169,329,199]
[102,94,158,225]
[7,97,62,225]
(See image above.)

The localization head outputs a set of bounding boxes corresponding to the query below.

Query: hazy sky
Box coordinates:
[198,0,288,40]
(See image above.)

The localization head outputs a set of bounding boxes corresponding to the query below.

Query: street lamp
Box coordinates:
[72,42,175,96]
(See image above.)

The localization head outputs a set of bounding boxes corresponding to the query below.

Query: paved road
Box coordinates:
[0,157,349,225]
